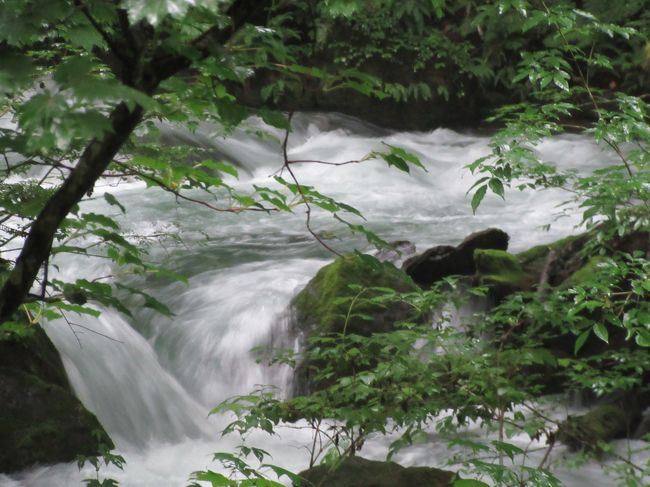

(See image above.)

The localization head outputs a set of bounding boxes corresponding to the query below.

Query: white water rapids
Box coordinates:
[1,113,646,486]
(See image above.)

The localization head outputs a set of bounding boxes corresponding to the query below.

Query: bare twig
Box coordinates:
[287,158,368,166]
[281,111,341,256]
[68,319,124,344]
[59,310,83,349]
[538,435,555,469]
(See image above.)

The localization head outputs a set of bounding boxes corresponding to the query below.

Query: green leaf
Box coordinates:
[259,109,289,129]
[261,464,303,485]
[384,144,425,170]
[192,470,236,486]
[0,321,35,339]
[239,480,284,487]
[574,329,591,355]
[200,161,239,178]
[104,193,126,213]
[81,213,120,230]
[52,302,101,318]
[468,176,490,192]
[383,153,410,173]
[471,185,487,213]
[593,323,609,344]
[634,329,650,347]
[553,73,570,92]
[492,440,524,460]
[52,56,95,87]
[0,51,36,95]
[214,98,249,127]
[66,24,104,51]
[488,178,505,198]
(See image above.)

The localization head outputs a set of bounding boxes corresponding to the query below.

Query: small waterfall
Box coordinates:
[44,310,209,447]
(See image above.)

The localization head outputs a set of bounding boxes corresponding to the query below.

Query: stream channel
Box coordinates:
[2,112,645,486]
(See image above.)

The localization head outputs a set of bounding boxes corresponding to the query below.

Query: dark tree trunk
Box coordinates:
[0,104,143,323]
[0,0,272,323]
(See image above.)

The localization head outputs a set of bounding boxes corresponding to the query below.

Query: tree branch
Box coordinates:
[0,0,274,323]
[0,103,143,322]
[74,0,130,66]
[281,112,341,256]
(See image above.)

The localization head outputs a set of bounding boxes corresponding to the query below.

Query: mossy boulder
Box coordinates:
[515,233,591,289]
[297,456,455,487]
[0,325,113,473]
[515,230,649,290]
[474,249,531,301]
[402,228,510,288]
[291,254,420,394]
[557,398,643,452]
[563,256,606,287]
[292,254,419,337]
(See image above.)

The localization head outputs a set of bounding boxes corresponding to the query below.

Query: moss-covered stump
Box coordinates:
[557,398,643,452]
[291,254,420,394]
[297,456,455,487]
[0,325,113,473]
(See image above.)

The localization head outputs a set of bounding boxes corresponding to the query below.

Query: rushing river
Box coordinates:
[1,113,645,486]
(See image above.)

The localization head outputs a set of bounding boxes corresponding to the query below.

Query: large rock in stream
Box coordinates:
[402,228,509,287]
[297,456,455,487]
[478,230,650,449]
[0,324,113,473]
[291,253,421,394]
[557,396,644,452]
[292,253,420,337]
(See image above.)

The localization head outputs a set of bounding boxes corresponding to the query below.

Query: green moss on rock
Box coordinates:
[297,456,454,487]
[557,401,642,452]
[474,248,530,300]
[516,243,552,267]
[564,256,606,287]
[292,254,419,337]
[0,325,113,473]
[291,254,421,395]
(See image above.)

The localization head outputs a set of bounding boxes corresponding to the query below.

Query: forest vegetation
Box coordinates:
[0,0,649,486]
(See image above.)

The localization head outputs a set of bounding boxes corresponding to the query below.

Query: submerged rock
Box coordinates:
[0,325,113,473]
[402,228,509,287]
[297,456,455,487]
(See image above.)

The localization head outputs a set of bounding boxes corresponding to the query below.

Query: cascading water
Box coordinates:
[1,113,643,486]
